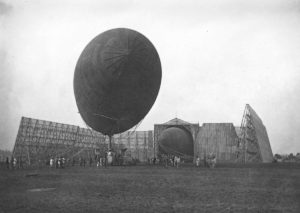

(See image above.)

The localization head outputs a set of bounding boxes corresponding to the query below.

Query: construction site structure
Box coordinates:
[12,117,154,167]
[12,104,273,166]
[153,105,273,163]
[237,104,273,163]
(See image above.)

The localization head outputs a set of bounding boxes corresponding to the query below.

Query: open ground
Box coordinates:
[0,163,299,213]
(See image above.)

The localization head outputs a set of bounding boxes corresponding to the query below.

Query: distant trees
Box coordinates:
[296,153,300,161]
[274,153,300,162]
[274,154,282,159]
[288,153,294,159]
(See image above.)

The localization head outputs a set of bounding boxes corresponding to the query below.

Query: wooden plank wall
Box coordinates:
[195,123,239,162]
[111,130,154,162]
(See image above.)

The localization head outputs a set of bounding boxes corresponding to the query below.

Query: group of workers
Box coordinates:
[49,157,66,168]
[48,150,117,169]
[48,156,102,168]
[159,154,181,168]
[4,157,18,169]
[4,152,217,169]
[47,152,217,169]
[195,153,217,168]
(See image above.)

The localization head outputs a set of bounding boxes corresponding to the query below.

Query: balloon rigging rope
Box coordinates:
[114,117,144,140]
[132,117,144,134]
[93,113,118,121]
[91,110,146,145]
[82,120,106,153]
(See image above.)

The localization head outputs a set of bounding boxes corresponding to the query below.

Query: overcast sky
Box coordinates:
[1,0,299,154]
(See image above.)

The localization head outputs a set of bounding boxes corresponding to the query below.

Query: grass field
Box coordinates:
[0,163,299,213]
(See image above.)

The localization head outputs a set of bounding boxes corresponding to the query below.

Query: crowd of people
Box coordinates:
[48,156,101,168]
[3,157,20,169]
[49,157,66,168]
[195,153,217,168]
[2,151,217,169]
[48,150,122,169]
[158,154,181,168]
[147,153,217,168]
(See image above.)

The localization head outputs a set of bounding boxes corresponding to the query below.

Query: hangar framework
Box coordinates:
[12,117,154,167]
[12,104,273,166]
[237,104,273,163]
[153,104,273,163]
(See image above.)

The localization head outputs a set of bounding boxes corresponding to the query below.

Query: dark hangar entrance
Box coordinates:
[154,118,199,160]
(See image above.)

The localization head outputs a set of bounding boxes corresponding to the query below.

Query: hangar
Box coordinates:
[12,104,273,166]
[153,104,273,163]
[12,117,153,166]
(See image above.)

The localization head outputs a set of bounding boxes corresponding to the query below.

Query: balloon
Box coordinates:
[74,28,161,135]
[158,127,194,156]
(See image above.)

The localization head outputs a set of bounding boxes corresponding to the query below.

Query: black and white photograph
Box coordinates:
[0,0,299,212]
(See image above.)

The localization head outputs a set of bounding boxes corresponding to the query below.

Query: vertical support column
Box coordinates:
[144,131,147,162]
[24,118,32,166]
[135,132,140,160]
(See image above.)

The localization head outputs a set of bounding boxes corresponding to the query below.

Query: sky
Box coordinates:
[0,0,299,154]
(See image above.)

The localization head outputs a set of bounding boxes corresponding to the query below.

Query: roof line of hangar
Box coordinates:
[155,117,237,127]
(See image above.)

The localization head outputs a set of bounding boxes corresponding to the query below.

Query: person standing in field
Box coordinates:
[104,152,108,168]
[196,156,200,167]
[89,157,92,167]
[99,157,102,167]
[165,155,169,168]
[97,158,100,168]
[62,157,65,168]
[211,154,216,168]
[58,157,61,168]
[6,157,9,169]
[172,155,175,167]
[13,158,17,169]
[50,158,54,168]
[175,156,180,168]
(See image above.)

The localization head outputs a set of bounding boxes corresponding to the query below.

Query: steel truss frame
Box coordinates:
[238,104,273,163]
[12,117,154,166]
[12,117,107,166]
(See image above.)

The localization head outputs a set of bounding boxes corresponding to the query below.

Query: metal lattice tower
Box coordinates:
[12,117,107,167]
[238,104,273,163]
[12,117,154,167]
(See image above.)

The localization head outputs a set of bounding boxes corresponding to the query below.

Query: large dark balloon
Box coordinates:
[158,127,194,156]
[74,28,161,135]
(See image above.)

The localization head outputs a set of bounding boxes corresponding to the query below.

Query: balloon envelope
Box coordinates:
[158,127,194,156]
[74,28,161,135]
